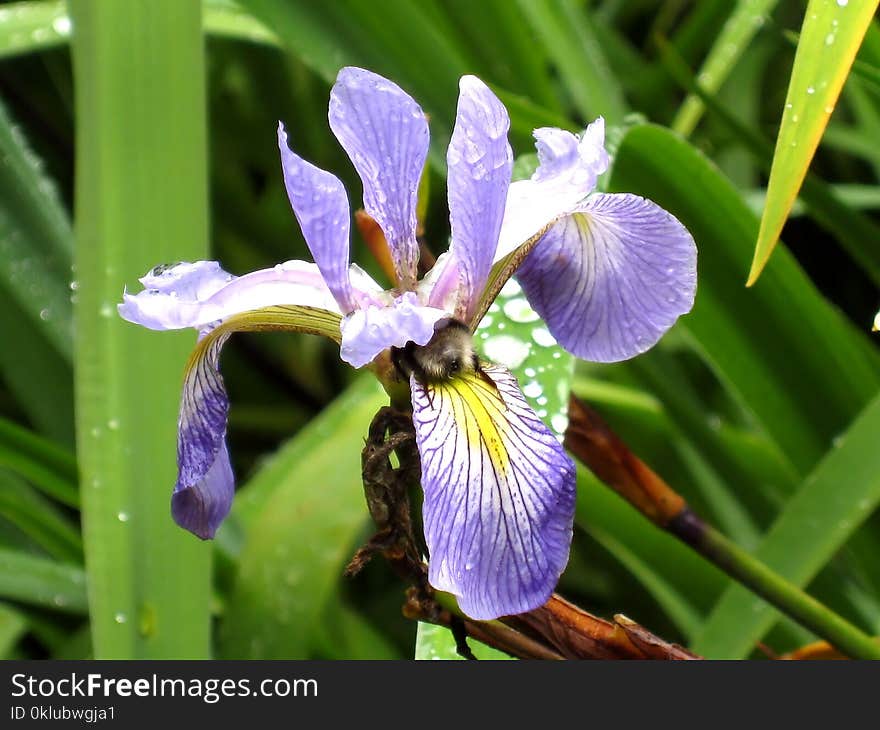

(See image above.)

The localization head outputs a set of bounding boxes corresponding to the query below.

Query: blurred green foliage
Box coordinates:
[0,0,879,659]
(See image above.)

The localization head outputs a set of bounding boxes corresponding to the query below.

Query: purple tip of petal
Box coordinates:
[339,291,448,368]
[329,67,428,287]
[517,192,697,363]
[172,332,235,539]
[446,75,513,319]
[172,442,234,540]
[411,365,576,620]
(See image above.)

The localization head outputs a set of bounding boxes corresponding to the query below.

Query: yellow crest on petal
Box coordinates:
[430,370,510,477]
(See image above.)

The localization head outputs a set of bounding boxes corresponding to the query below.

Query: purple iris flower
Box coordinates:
[119,67,696,620]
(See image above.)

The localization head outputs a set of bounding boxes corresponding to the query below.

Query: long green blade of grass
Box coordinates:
[70,0,211,658]
[0,416,78,507]
[673,0,780,136]
[748,0,878,285]
[0,548,87,614]
[0,97,74,443]
[514,0,626,125]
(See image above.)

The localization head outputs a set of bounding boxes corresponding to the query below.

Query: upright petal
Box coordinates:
[329,67,429,287]
[340,291,448,368]
[164,304,345,539]
[516,193,697,362]
[119,260,379,334]
[495,118,609,261]
[411,365,576,620]
[278,123,357,312]
[444,76,513,320]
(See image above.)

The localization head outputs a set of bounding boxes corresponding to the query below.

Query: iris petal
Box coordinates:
[329,67,429,287]
[163,305,344,539]
[495,118,609,261]
[516,192,697,362]
[444,76,513,319]
[174,331,234,539]
[278,123,357,312]
[411,365,576,620]
[340,291,448,369]
[118,260,377,334]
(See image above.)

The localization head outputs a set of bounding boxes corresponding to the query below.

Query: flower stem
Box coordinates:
[670,509,880,660]
[565,394,880,659]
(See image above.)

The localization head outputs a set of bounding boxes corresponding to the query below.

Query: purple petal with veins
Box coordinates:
[516,192,697,362]
[329,67,429,287]
[278,123,357,312]
[443,76,512,318]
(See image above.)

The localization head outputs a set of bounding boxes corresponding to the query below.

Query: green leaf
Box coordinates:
[673,0,780,136]
[513,0,626,125]
[608,124,880,476]
[693,392,880,658]
[0,96,74,443]
[0,416,78,508]
[660,40,880,287]
[0,548,87,614]
[220,376,386,658]
[0,1,69,60]
[748,0,879,285]
[70,0,212,658]
[414,621,512,660]
[0,603,27,658]
[0,1,280,59]
[313,603,401,660]
[0,470,82,562]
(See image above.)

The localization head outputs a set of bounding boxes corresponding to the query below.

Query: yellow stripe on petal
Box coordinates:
[433,371,510,476]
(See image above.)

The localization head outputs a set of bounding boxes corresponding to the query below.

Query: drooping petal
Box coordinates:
[495,118,609,261]
[444,75,513,319]
[516,192,697,362]
[173,331,234,539]
[278,123,357,312]
[329,67,429,287]
[165,304,345,539]
[340,291,448,368]
[411,365,576,620]
[119,260,377,334]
